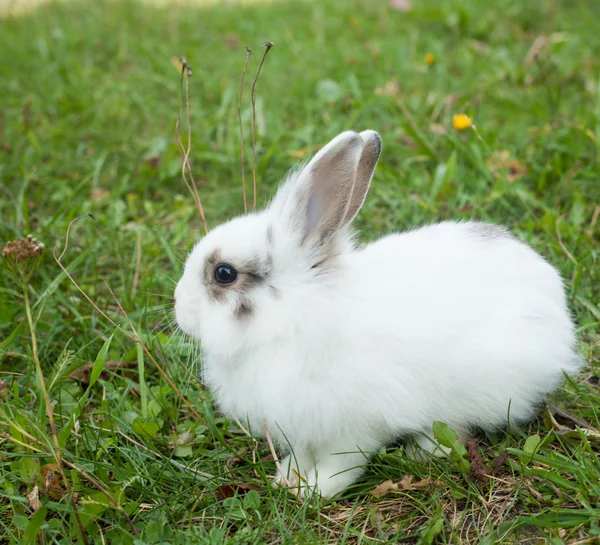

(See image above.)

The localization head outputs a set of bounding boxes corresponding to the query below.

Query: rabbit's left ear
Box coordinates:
[273,130,381,246]
[342,130,382,225]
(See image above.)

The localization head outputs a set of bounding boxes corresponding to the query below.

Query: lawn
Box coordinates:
[1,0,599,543]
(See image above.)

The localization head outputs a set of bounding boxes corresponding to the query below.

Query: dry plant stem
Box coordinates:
[112,427,214,479]
[471,124,492,155]
[102,279,207,425]
[23,285,89,544]
[250,42,275,210]
[58,214,95,262]
[175,62,208,233]
[238,47,253,214]
[5,426,137,535]
[131,230,142,299]
[61,458,137,534]
[263,424,294,492]
[555,215,578,266]
[54,218,207,425]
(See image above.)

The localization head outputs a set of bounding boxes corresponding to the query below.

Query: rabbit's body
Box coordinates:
[175,131,579,497]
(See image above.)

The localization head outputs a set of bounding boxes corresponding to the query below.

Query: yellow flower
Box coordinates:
[452,114,472,130]
[424,53,435,66]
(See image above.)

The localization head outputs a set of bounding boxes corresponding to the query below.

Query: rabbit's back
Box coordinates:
[345,221,579,428]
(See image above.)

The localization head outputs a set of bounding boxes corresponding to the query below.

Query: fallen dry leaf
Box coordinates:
[27,485,42,512]
[487,150,527,182]
[550,405,596,430]
[41,464,66,501]
[370,480,397,498]
[215,483,260,501]
[466,440,489,483]
[370,475,431,498]
[545,406,600,441]
[492,450,510,471]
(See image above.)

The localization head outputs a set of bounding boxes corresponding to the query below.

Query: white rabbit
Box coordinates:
[174,130,580,498]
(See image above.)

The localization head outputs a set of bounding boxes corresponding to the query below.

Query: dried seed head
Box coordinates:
[2,234,45,262]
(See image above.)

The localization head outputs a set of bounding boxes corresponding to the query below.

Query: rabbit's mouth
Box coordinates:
[173,282,202,340]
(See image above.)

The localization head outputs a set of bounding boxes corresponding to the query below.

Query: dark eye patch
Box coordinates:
[203,249,273,304]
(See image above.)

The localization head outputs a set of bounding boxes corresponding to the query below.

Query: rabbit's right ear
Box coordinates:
[282,131,365,246]
[343,130,381,225]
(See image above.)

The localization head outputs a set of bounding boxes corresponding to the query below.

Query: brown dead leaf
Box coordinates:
[27,485,42,512]
[41,464,66,501]
[545,406,600,441]
[487,150,527,182]
[370,475,432,498]
[466,440,489,483]
[550,406,596,430]
[215,483,260,501]
[370,480,397,498]
[492,450,510,471]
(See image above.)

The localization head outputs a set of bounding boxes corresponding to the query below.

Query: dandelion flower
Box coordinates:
[425,53,435,66]
[453,114,472,130]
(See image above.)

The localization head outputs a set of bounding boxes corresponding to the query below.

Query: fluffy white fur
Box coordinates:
[175,130,580,498]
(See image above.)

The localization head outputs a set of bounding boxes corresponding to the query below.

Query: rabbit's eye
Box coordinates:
[214,264,238,284]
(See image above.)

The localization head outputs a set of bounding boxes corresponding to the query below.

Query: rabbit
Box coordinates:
[174,130,580,498]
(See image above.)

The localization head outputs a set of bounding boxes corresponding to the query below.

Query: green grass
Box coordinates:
[1,0,599,543]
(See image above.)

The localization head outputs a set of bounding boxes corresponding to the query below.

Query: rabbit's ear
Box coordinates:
[293,131,364,245]
[343,130,381,225]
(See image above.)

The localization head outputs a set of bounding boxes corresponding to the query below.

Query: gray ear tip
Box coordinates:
[359,130,382,153]
[326,131,364,152]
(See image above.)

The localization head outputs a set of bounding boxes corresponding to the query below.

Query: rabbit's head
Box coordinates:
[174,130,381,358]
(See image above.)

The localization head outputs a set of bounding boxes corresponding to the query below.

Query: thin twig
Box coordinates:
[61,458,137,535]
[53,223,207,425]
[131,230,142,300]
[238,47,253,214]
[175,57,208,233]
[102,279,207,425]
[22,255,89,543]
[58,214,96,262]
[250,41,275,210]
[555,215,578,266]
[0,428,133,537]
[112,427,213,479]
[263,424,293,490]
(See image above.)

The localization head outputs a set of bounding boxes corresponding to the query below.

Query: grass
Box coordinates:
[1,0,599,542]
